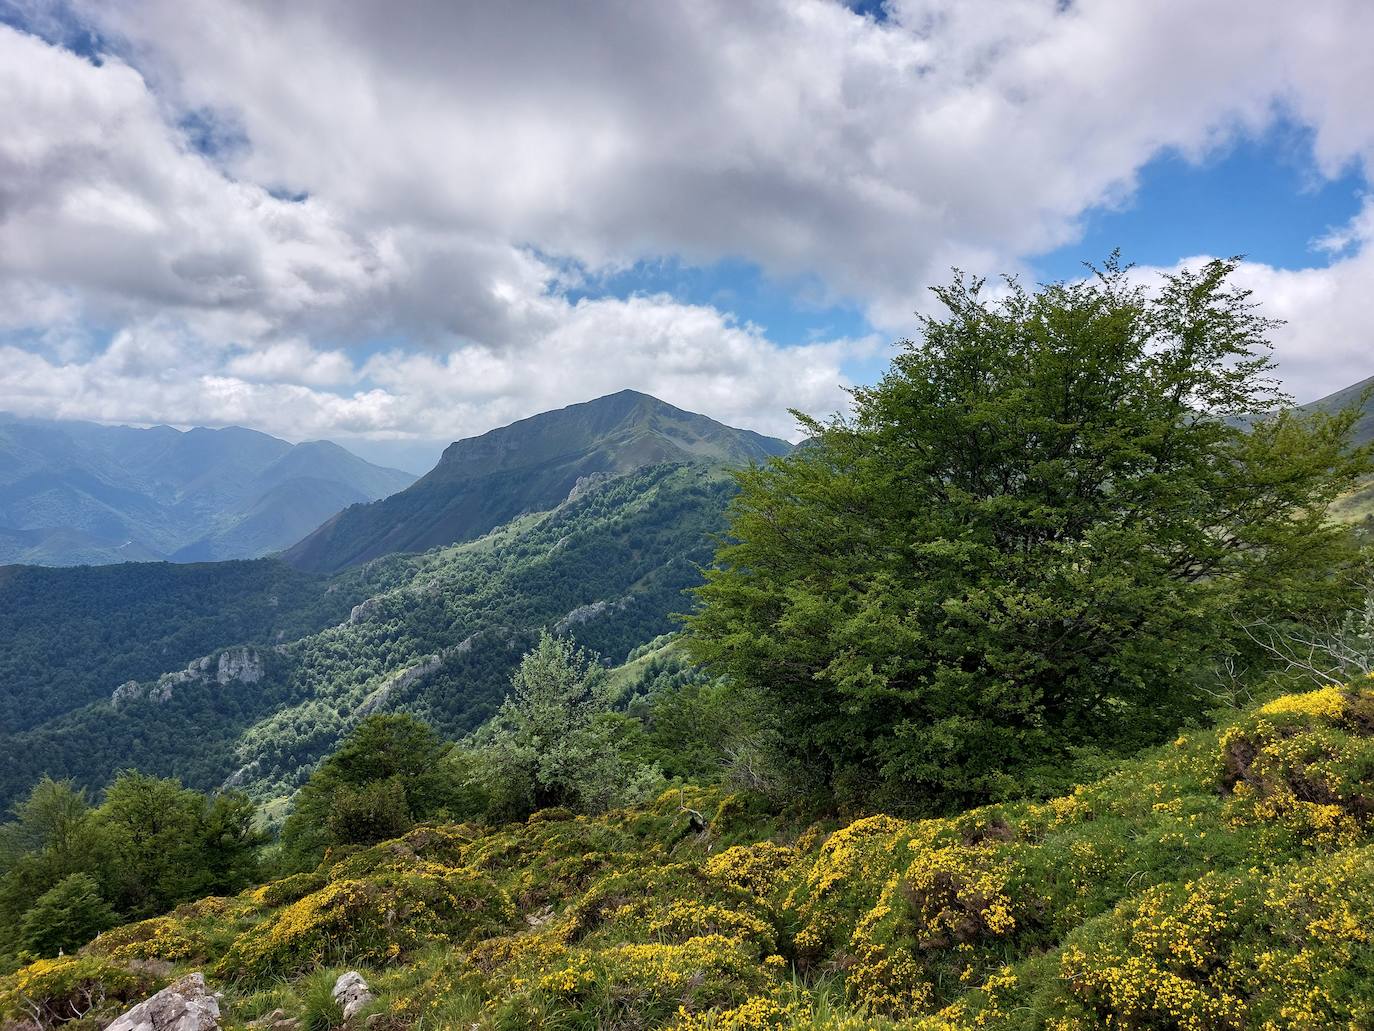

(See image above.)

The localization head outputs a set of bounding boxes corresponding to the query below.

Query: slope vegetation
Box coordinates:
[6,679,1371,1029]
[0,464,736,809]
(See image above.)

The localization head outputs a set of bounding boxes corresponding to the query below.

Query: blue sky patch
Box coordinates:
[1034,119,1365,282]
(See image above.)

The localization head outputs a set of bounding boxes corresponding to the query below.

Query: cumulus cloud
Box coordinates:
[0,0,1372,456]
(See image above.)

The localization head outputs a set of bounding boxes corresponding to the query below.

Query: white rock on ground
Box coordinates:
[105,972,221,1031]
[332,971,374,1021]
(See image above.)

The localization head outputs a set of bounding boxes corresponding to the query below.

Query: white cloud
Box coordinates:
[0,1,1372,454]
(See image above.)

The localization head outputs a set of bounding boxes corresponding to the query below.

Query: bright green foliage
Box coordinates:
[0,773,260,964]
[0,779,102,958]
[18,874,116,958]
[98,772,262,919]
[473,632,664,819]
[279,714,466,869]
[688,258,1372,808]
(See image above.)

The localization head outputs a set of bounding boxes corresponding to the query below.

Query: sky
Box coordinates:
[0,1,1371,474]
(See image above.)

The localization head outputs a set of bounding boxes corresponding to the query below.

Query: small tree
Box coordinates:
[0,777,92,872]
[476,632,662,818]
[688,257,1371,809]
[279,714,460,867]
[18,873,116,957]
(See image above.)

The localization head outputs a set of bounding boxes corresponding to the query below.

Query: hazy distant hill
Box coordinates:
[285,390,792,573]
[1298,373,1374,445]
[0,419,415,565]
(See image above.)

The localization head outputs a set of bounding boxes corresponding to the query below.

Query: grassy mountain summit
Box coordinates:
[0,419,415,565]
[284,390,792,574]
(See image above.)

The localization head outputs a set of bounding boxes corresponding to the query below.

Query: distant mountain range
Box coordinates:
[0,418,415,565]
[285,389,793,573]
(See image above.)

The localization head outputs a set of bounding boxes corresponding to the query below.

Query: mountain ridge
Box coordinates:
[1299,372,1374,445]
[284,390,791,573]
[0,418,416,565]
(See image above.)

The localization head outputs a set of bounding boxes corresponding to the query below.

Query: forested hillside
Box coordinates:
[0,560,367,806]
[0,464,736,810]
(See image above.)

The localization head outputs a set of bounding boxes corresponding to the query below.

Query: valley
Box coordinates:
[0,393,785,811]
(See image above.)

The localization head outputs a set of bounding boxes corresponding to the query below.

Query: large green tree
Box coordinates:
[687,257,1371,809]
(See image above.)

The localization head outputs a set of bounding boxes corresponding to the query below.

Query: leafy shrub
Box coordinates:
[88,915,206,964]
[248,870,328,908]
[1053,848,1374,1028]
[17,875,115,959]
[1221,682,1374,848]
[0,955,159,1027]
[220,867,513,979]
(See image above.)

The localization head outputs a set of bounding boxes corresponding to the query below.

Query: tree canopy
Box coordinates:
[687,257,1372,809]
[0,774,261,958]
[474,632,664,820]
[278,714,464,869]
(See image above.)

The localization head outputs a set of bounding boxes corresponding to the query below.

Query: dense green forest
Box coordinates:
[0,559,357,732]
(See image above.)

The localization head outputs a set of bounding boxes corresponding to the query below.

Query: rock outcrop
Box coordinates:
[112,647,264,706]
[215,646,264,685]
[554,595,635,634]
[331,971,373,1022]
[348,597,383,624]
[104,972,221,1031]
[355,653,444,717]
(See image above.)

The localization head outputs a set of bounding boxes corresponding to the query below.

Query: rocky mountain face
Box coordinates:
[0,418,415,565]
[284,390,791,573]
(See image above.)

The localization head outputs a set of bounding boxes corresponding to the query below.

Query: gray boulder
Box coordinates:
[332,971,374,1021]
[105,973,220,1031]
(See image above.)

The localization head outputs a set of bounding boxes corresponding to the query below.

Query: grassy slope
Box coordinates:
[6,678,1373,1030]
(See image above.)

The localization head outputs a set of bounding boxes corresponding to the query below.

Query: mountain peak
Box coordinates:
[285,392,791,573]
